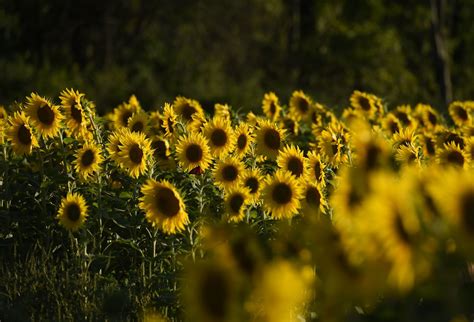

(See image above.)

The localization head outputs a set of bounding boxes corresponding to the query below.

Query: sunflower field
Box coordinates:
[0,89,473,321]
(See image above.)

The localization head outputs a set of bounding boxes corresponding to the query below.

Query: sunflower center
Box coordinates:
[81,149,95,167]
[200,269,230,319]
[394,213,411,245]
[365,144,381,171]
[18,124,32,145]
[222,165,238,182]
[296,97,309,113]
[389,120,399,134]
[424,137,436,156]
[287,157,304,177]
[427,111,437,126]
[313,161,321,180]
[152,140,168,160]
[331,143,339,155]
[37,105,55,125]
[121,111,133,126]
[237,134,247,150]
[155,187,180,217]
[186,144,203,163]
[245,177,259,194]
[182,104,196,121]
[71,103,83,123]
[211,128,228,147]
[66,203,81,222]
[230,194,244,214]
[263,129,280,150]
[460,190,474,234]
[358,97,371,111]
[167,118,174,133]
[272,183,292,205]
[129,144,144,164]
[445,133,464,149]
[395,112,410,125]
[131,121,144,132]
[455,106,468,121]
[305,186,320,207]
[446,150,464,166]
[269,102,276,115]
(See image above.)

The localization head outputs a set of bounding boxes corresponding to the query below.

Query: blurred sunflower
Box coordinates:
[127,112,148,133]
[6,111,39,155]
[318,121,350,167]
[393,105,415,128]
[213,157,244,190]
[57,192,89,232]
[352,125,389,172]
[449,101,472,128]
[139,179,189,234]
[395,145,422,168]
[161,103,178,139]
[262,170,303,219]
[233,122,254,158]
[300,182,326,217]
[350,90,377,117]
[59,88,89,138]
[202,117,235,158]
[436,129,465,150]
[420,133,437,159]
[241,168,264,204]
[382,113,402,135]
[173,96,204,126]
[214,103,231,120]
[437,142,470,169]
[176,132,212,172]
[306,151,327,187]
[25,93,63,139]
[289,90,312,120]
[391,127,418,149]
[262,92,281,121]
[148,110,164,135]
[0,105,7,120]
[280,116,299,136]
[415,104,440,130]
[255,120,285,159]
[74,142,103,181]
[151,136,175,169]
[465,137,474,161]
[117,130,152,178]
[224,187,250,223]
[276,145,307,179]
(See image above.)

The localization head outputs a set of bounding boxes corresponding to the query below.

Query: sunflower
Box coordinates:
[176,132,212,172]
[289,90,312,121]
[6,112,39,155]
[117,130,152,178]
[151,136,175,169]
[382,113,402,135]
[393,105,415,128]
[0,105,7,120]
[139,179,189,234]
[318,121,350,167]
[57,192,89,232]
[173,96,204,126]
[449,101,472,128]
[107,127,130,163]
[233,122,254,158]
[350,90,377,117]
[391,127,418,149]
[415,104,440,131]
[224,187,250,223]
[395,144,422,167]
[25,93,63,138]
[240,168,264,204]
[300,182,326,217]
[161,103,178,139]
[262,170,303,219]
[112,100,141,129]
[352,125,389,172]
[213,157,244,190]
[202,117,235,158]
[127,112,148,133]
[420,133,437,159]
[214,103,231,120]
[59,88,89,138]
[436,142,470,169]
[261,92,281,121]
[148,110,164,135]
[280,116,299,136]
[306,151,327,187]
[436,129,465,150]
[255,120,285,160]
[74,142,103,181]
[276,145,307,179]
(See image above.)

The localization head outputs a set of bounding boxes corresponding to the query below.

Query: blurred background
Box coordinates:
[1,0,473,114]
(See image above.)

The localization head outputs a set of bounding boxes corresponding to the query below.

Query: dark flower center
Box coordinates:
[365,144,381,171]
[211,128,228,147]
[182,104,196,121]
[427,111,437,126]
[424,137,436,156]
[358,96,371,111]
[296,97,309,113]
[446,150,464,166]
[18,124,32,145]
[71,103,83,123]
[263,128,280,150]
[460,190,474,234]
[222,165,238,182]
[129,144,144,164]
[305,187,321,207]
[121,111,133,126]
[66,203,81,222]
[186,144,203,163]
[152,140,168,160]
[229,194,244,214]
[131,121,144,132]
[81,149,95,167]
[156,187,180,217]
[395,213,411,245]
[287,157,304,177]
[454,105,468,121]
[245,177,259,194]
[237,134,247,150]
[269,101,276,115]
[37,105,55,125]
[272,183,292,205]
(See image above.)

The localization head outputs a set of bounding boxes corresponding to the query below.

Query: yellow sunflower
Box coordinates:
[112,100,141,129]
[391,127,418,149]
[436,142,470,169]
[173,96,204,126]
[262,170,303,219]
[161,103,178,139]
[435,129,465,150]
[415,104,440,131]
[175,132,212,172]
[25,93,63,138]
[350,90,377,117]
[352,124,390,172]
[106,127,130,163]
[318,121,350,167]
[420,133,437,159]
[255,120,285,160]
[233,122,254,158]
[117,130,152,178]
[148,110,164,135]
[74,142,103,181]
[6,112,39,155]
[202,117,235,159]
[261,92,281,121]
[57,192,89,232]
[382,113,402,136]
[276,145,307,179]
[214,103,231,120]
[280,116,300,136]
[59,88,89,138]
[306,151,327,187]
[395,144,422,168]
[224,187,251,223]
[240,168,264,204]
[213,157,244,190]
[139,179,189,234]
[449,101,472,128]
[150,136,175,169]
[393,105,416,128]
[300,182,326,217]
[0,105,7,120]
[289,90,313,121]
[127,111,148,133]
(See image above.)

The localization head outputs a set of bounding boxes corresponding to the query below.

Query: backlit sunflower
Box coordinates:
[262,170,303,219]
[213,157,244,190]
[276,145,307,179]
[25,93,63,138]
[173,96,204,126]
[6,112,39,155]
[261,92,281,121]
[449,101,472,128]
[117,130,152,178]
[139,179,189,234]
[350,90,377,117]
[176,132,212,172]
[57,192,89,232]
[306,151,327,187]
[224,187,250,223]
[202,117,235,159]
[240,168,264,204]
[127,112,148,133]
[300,182,326,217]
[255,120,285,160]
[59,88,89,138]
[289,90,312,121]
[74,142,103,181]
[161,103,178,139]
[233,122,254,158]
[436,142,470,169]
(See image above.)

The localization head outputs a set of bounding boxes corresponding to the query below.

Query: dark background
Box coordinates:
[1,0,473,114]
